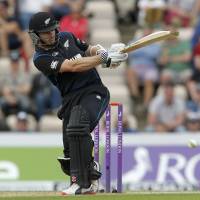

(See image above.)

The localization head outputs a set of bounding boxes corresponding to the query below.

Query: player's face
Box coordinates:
[39,30,56,45]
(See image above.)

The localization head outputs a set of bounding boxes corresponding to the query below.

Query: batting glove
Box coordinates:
[108,43,128,68]
[109,43,126,53]
[98,43,128,68]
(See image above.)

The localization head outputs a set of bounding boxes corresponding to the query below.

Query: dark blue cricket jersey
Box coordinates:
[33,32,102,97]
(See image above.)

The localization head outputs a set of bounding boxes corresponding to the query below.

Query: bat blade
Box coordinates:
[120,30,179,53]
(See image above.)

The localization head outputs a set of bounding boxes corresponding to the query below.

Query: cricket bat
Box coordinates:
[120,30,179,53]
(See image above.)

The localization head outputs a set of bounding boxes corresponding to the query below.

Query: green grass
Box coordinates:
[0,147,105,181]
[0,148,65,180]
[0,192,200,200]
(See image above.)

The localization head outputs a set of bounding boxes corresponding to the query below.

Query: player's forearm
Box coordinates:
[60,55,102,72]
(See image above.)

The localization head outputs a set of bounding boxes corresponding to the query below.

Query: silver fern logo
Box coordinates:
[64,40,69,49]
[44,18,50,25]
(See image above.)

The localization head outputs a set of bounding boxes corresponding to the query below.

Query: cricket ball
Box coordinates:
[188,139,198,148]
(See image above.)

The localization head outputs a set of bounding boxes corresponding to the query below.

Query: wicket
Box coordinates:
[94,102,123,193]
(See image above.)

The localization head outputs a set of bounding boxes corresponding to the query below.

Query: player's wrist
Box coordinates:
[93,44,110,67]
[95,44,107,55]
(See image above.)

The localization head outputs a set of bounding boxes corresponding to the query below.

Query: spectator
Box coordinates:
[188,39,200,100]
[111,0,139,24]
[114,114,138,133]
[51,0,85,21]
[146,81,186,132]
[184,112,200,132]
[0,1,32,70]
[187,83,200,113]
[138,0,166,27]
[126,27,161,112]
[59,2,88,41]
[191,17,200,50]
[15,111,29,132]
[164,0,197,27]
[50,0,71,21]
[159,33,192,84]
[0,120,10,131]
[30,73,61,126]
[0,109,10,131]
[0,1,22,56]
[17,0,53,30]
[0,60,32,117]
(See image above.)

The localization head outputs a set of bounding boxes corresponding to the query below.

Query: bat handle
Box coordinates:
[120,48,128,54]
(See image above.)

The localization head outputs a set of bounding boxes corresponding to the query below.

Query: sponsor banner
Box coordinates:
[101,145,200,190]
[1,133,200,191]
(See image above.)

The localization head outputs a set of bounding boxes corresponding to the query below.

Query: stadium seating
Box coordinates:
[6,114,37,131]
[86,1,116,21]
[90,29,121,49]
[89,19,116,30]
[39,114,62,132]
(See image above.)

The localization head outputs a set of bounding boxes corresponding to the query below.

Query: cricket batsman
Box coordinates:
[28,12,128,195]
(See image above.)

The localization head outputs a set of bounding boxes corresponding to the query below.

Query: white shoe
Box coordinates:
[91,161,100,192]
[61,183,95,195]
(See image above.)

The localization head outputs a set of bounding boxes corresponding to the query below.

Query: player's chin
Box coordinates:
[48,39,55,44]
[49,41,55,45]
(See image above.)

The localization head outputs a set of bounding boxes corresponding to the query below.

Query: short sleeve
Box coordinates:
[33,54,65,75]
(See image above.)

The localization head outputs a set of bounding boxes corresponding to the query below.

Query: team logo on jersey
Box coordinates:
[50,60,59,70]
[64,40,69,49]
[44,18,51,25]
[52,51,59,57]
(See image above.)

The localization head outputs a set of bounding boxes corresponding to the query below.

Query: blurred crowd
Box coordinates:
[0,0,86,131]
[0,0,200,134]
[125,0,200,133]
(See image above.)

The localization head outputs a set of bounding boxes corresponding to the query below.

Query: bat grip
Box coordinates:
[120,49,126,53]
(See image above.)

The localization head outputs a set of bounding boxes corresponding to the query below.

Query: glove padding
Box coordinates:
[108,43,128,68]
[108,51,128,63]
[109,43,126,53]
